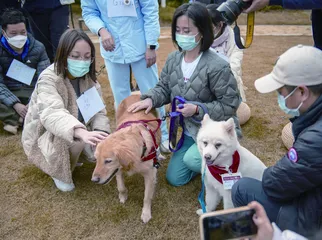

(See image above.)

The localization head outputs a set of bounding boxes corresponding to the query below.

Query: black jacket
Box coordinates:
[0,33,50,106]
[262,95,322,237]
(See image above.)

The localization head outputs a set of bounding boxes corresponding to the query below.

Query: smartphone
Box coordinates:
[199,206,257,240]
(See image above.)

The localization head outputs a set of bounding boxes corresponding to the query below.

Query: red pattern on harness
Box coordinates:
[116,119,161,167]
[207,151,240,184]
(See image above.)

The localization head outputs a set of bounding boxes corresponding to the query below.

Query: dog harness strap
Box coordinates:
[207,151,240,184]
[116,119,161,167]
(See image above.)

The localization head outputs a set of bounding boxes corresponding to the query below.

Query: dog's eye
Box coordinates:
[203,141,208,147]
[104,159,112,164]
[215,143,222,149]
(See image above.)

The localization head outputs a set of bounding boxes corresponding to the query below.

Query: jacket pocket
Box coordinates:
[37,131,58,164]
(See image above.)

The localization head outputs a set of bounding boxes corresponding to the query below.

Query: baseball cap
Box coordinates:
[255,45,322,94]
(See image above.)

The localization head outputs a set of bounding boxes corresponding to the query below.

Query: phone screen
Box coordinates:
[202,209,257,240]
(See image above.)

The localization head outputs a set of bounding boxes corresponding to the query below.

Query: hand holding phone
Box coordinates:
[199,206,258,240]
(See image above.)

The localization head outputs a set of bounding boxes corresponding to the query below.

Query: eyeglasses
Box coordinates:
[68,55,94,63]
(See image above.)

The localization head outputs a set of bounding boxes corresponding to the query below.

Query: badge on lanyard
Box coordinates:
[107,0,137,18]
[6,59,36,85]
[76,86,105,123]
[287,147,298,163]
[221,172,242,190]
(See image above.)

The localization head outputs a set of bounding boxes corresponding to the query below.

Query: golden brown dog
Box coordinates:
[92,95,163,223]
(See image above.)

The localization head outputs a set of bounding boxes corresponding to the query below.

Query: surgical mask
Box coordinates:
[67,59,91,78]
[176,33,200,51]
[5,33,27,49]
[277,87,303,117]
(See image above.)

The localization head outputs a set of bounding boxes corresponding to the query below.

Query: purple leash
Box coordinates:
[165,96,208,152]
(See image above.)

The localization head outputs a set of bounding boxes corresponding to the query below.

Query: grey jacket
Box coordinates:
[142,50,241,140]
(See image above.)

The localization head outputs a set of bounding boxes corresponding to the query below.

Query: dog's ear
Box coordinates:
[224,118,236,137]
[201,114,211,126]
[94,143,101,160]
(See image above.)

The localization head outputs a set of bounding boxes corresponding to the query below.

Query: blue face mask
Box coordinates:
[277,87,303,117]
[67,59,91,78]
[176,33,200,51]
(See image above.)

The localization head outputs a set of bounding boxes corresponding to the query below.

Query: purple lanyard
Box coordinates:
[168,96,208,152]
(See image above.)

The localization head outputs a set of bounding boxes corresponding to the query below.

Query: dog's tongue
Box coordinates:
[206,160,213,166]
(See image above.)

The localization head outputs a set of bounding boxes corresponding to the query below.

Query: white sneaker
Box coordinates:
[160,140,171,153]
[3,124,18,135]
[52,177,75,192]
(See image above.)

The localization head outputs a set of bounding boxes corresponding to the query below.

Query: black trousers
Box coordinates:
[27,5,69,62]
[312,9,322,50]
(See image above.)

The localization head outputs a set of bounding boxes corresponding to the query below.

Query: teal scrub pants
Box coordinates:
[104,58,168,142]
[166,135,202,186]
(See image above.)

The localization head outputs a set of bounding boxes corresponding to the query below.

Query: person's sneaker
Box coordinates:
[52,177,75,192]
[3,124,18,135]
[160,140,171,153]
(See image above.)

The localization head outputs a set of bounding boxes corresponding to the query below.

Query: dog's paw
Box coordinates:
[196,209,204,216]
[157,153,166,161]
[141,210,152,223]
[119,192,128,204]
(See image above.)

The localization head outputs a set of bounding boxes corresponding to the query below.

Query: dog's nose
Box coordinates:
[91,176,100,183]
[204,154,212,161]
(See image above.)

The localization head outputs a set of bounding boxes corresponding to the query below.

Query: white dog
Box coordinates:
[196,114,266,214]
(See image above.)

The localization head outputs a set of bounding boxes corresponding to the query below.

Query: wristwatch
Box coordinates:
[147,45,156,50]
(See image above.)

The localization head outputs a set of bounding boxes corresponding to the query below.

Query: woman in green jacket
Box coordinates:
[128,2,241,186]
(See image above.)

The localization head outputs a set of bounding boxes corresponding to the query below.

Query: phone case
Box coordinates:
[199,206,257,240]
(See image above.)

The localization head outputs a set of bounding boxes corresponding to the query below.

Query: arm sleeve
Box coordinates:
[270,0,322,9]
[194,65,241,122]
[36,45,50,78]
[141,53,172,107]
[0,65,20,107]
[36,78,86,144]
[139,0,160,46]
[81,0,106,35]
[262,129,322,202]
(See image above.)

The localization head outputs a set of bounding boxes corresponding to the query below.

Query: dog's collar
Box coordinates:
[207,151,240,184]
[116,119,161,168]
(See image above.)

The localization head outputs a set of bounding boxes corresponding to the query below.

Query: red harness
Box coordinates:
[116,119,161,168]
[207,151,240,184]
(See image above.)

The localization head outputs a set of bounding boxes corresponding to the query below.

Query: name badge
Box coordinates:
[76,86,105,123]
[6,59,36,85]
[108,0,137,18]
[221,172,242,190]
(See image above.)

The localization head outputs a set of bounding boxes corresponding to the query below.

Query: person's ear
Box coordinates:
[298,86,310,102]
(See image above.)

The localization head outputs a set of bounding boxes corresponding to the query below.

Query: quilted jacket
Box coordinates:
[142,50,242,141]
[262,95,322,237]
[21,64,110,184]
[81,0,159,64]
[0,33,50,106]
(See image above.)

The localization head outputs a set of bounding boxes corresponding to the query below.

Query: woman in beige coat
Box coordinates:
[22,30,110,192]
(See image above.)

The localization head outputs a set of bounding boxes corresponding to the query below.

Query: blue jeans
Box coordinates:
[166,135,202,186]
[232,177,284,222]
[104,58,168,142]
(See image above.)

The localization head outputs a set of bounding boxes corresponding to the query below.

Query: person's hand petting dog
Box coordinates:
[127,98,153,114]
[74,128,109,146]
[176,103,198,117]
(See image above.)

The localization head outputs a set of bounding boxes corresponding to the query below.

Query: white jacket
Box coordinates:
[211,26,246,102]
[22,64,110,184]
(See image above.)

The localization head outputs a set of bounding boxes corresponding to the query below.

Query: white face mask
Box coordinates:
[5,33,27,49]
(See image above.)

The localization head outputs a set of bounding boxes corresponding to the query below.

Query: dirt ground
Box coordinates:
[0,12,315,240]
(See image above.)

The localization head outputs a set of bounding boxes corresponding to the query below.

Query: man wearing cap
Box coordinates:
[231,45,322,237]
